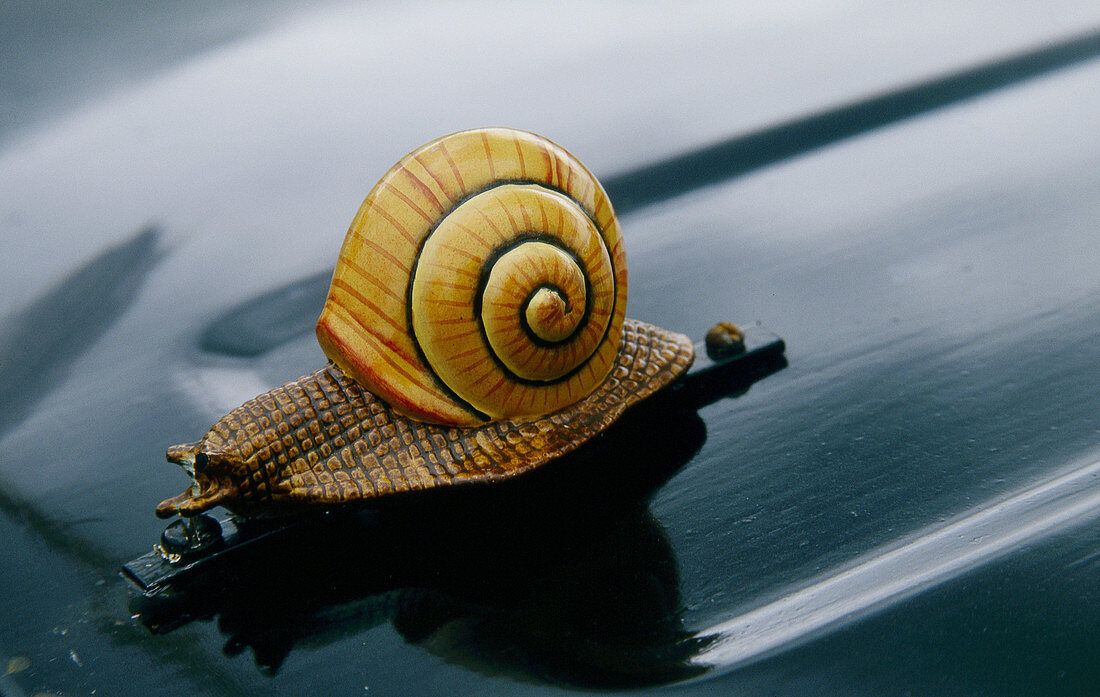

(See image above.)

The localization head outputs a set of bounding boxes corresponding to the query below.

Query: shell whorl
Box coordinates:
[316,128,627,426]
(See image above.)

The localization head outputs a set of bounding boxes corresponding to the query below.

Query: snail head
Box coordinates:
[156,441,242,518]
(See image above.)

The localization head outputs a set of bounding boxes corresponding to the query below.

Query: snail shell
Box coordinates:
[315,128,626,426]
[157,128,694,518]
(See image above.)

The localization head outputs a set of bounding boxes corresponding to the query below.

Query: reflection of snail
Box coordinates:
[157,128,694,518]
[135,392,712,685]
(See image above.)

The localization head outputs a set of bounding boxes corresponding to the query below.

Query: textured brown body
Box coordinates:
[156,319,693,517]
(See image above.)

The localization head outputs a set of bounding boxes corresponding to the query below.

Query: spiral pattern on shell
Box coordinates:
[316,128,627,426]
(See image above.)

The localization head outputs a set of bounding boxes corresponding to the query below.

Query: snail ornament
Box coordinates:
[156,128,695,519]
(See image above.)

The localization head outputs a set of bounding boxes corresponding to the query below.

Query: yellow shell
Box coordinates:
[316,128,627,426]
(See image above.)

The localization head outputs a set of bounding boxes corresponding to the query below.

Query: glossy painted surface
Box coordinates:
[1,2,1098,696]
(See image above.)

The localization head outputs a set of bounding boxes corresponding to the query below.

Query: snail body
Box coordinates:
[156,320,691,517]
[158,129,693,518]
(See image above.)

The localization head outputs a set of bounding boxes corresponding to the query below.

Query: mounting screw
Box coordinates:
[159,514,223,561]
